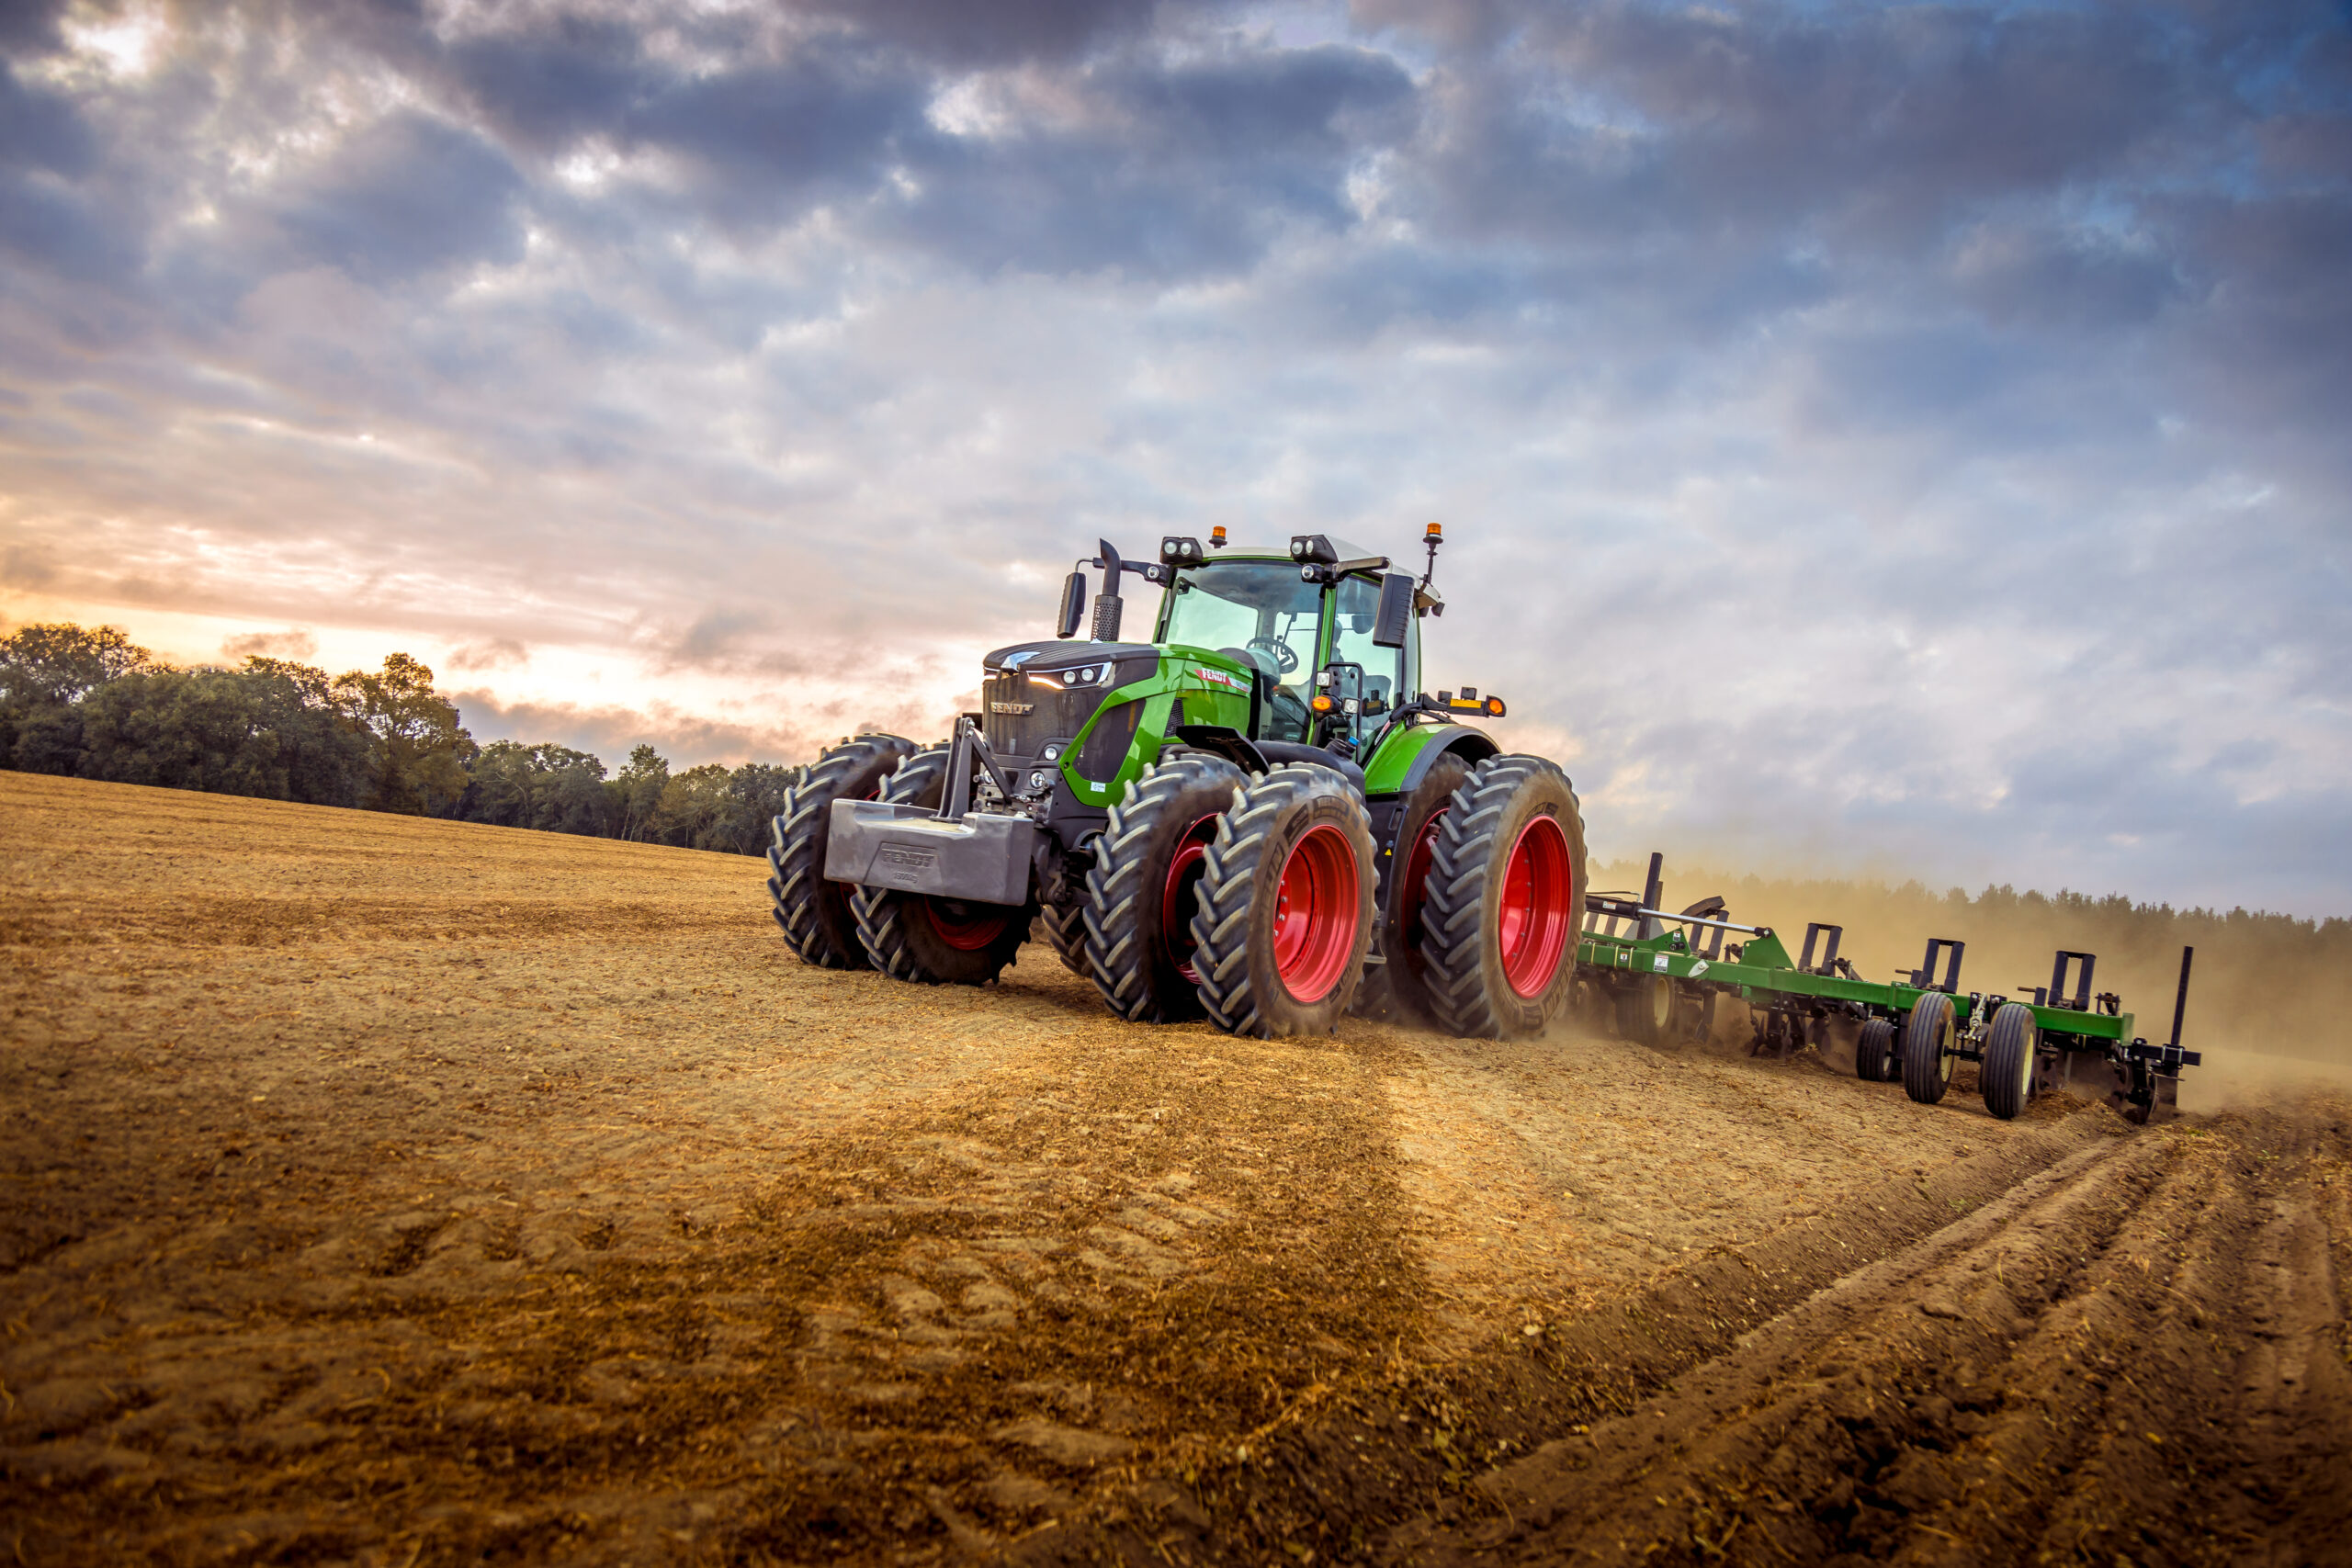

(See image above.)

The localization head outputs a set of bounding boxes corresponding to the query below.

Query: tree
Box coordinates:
[724,762,797,855]
[0,623,155,706]
[333,653,475,816]
[612,743,669,841]
[457,741,614,835]
[652,762,734,850]
[0,623,156,772]
[74,664,371,805]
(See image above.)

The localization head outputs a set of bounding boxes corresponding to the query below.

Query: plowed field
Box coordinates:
[2,772,2345,1565]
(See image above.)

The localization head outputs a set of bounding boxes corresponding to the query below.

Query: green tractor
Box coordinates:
[766,527,1587,1039]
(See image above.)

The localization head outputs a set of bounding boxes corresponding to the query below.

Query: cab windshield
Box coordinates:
[1159,560,1324,741]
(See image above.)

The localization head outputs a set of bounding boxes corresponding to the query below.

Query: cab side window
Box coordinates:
[1328,574,1406,711]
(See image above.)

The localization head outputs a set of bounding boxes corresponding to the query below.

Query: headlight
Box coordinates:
[1026,662,1114,690]
[1030,771,1048,791]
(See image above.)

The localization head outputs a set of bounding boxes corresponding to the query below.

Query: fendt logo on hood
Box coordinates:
[1196,667,1244,689]
[989,701,1034,715]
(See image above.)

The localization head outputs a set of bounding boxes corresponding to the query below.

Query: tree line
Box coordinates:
[0,623,791,856]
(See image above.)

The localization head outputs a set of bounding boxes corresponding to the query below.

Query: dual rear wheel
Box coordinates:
[1080,750,1586,1040]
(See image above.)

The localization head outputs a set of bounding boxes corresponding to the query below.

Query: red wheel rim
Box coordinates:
[1160,815,1221,983]
[1270,823,1359,1003]
[1498,815,1574,999]
[920,897,1007,952]
[1398,806,1446,953]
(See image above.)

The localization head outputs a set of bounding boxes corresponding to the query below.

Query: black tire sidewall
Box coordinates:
[1191,766,1375,1038]
[769,736,913,968]
[1423,758,1587,1040]
[1857,1018,1895,1082]
[1084,755,1245,1021]
[1902,993,1956,1104]
[1982,1002,2038,1120]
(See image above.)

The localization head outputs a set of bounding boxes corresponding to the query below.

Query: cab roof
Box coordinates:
[1204,536,1385,568]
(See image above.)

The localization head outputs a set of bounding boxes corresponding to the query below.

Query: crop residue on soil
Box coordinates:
[3,772,2346,1564]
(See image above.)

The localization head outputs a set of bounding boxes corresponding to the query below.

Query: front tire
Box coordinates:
[767,734,917,969]
[1981,1001,2039,1121]
[1419,756,1588,1040]
[1082,754,1247,1022]
[1189,765,1375,1038]
[850,746,1031,986]
[1901,992,1958,1105]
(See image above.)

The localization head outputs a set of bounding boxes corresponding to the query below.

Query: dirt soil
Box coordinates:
[2,772,2346,1566]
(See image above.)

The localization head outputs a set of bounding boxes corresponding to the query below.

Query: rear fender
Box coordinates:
[1362,722,1499,798]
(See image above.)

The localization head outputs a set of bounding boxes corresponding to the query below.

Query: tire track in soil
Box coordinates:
[1393,1107,2352,1568]
[1007,1103,2137,1566]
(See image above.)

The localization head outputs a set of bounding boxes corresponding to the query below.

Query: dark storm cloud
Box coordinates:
[443,15,652,151]
[802,0,1167,65]
[0,0,68,55]
[4,0,2349,914]
[0,61,94,173]
[1402,0,2224,243]
[885,42,1414,276]
[266,110,526,282]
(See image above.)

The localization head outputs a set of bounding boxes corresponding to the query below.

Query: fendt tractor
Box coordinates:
[765,525,1588,1040]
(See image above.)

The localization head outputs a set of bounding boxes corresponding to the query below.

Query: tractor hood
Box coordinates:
[982,640,1259,687]
[981,640,1162,674]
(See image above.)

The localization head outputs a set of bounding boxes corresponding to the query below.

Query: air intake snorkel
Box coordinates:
[1057,539,1167,642]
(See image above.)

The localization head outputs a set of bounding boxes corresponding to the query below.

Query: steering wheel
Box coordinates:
[1246,637,1300,675]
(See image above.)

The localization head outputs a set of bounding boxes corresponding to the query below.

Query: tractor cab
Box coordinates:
[1151,533,1427,754]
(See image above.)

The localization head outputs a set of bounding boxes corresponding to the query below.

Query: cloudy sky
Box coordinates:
[2,0,2346,915]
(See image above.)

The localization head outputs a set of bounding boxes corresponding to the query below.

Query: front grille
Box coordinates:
[983,672,1102,758]
[1074,700,1144,783]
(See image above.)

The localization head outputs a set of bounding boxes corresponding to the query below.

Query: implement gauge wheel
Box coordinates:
[1354,750,1474,1024]
[1900,992,1958,1105]
[768,733,917,969]
[1855,1018,1897,1082]
[1188,764,1375,1038]
[851,745,1032,986]
[1082,753,1248,1022]
[1617,973,1673,1045]
[1982,1002,2040,1121]
[1419,755,1589,1040]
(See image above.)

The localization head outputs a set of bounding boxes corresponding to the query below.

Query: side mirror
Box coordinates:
[1373,571,1415,649]
[1057,572,1087,639]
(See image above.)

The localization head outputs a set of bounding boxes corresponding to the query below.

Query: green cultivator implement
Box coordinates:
[766,529,2199,1121]
[1576,852,2202,1123]
[769,526,1589,1040]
